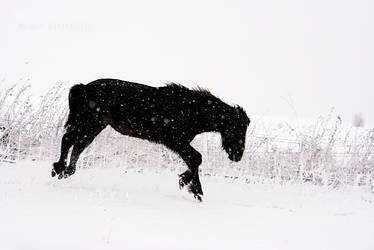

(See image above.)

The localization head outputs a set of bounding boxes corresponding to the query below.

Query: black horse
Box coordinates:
[52,79,250,201]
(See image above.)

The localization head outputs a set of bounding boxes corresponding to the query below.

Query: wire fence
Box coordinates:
[1,116,373,189]
[1,117,373,156]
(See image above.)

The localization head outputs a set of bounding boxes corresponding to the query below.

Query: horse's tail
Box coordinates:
[65,84,88,128]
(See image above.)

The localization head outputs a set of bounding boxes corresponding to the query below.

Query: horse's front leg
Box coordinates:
[176,144,203,201]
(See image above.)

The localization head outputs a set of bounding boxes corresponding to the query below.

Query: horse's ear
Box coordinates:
[235,105,250,125]
[234,105,244,115]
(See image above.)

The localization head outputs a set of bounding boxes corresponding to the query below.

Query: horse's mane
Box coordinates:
[163,83,221,102]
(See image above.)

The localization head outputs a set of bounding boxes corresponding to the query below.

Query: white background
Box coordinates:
[1,0,373,124]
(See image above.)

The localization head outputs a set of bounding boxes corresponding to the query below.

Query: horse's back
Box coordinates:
[86,78,154,95]
[83,78,156,108]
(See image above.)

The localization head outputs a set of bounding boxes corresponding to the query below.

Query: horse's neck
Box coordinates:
[196,101,225,134]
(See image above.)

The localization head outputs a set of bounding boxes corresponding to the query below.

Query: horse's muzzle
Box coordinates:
[229,154,242,162]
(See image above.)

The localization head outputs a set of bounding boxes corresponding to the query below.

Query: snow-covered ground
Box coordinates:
[1,161,373,250]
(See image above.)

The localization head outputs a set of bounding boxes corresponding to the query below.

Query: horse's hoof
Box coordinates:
[52,162,66,176]
[179,178,185,189]
[58,171,69,179]
[178,171,193,189]
[194,194,202,202]
[57,168,75,179]
[57,170,66,179]
[51,169,56,177]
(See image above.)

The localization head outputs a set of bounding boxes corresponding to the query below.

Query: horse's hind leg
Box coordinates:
[58,136,94,179]
[52,130,78,177]
[176,144,203,201]
[58,124,105,179]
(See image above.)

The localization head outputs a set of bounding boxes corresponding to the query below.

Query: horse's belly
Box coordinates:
[110,119,159,141]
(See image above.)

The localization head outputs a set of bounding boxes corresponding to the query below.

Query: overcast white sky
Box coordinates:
[1,0,373,125]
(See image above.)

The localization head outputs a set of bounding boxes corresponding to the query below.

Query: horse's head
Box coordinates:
[221,106,250,162]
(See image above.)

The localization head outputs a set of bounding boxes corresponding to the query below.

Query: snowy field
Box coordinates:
[1,161,373,250]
